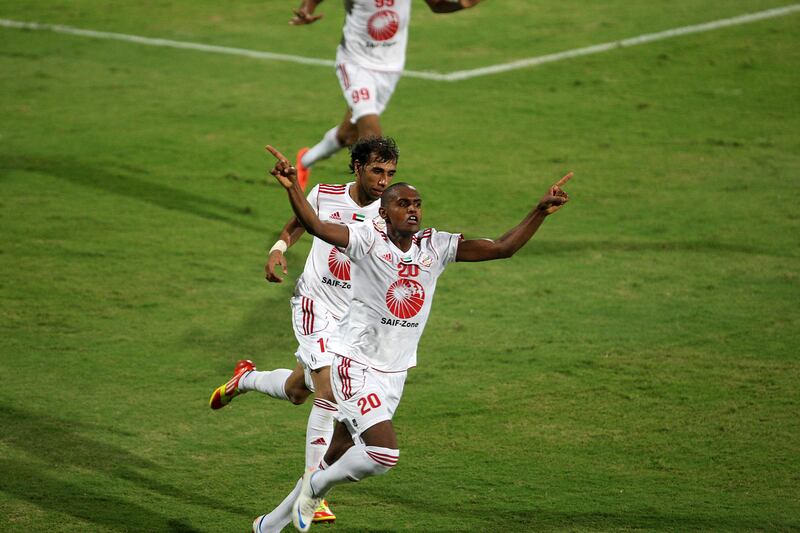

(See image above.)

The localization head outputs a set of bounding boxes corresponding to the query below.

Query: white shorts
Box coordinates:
[290,296,338,383]
[331,355,407,436]
[335,61,401,123]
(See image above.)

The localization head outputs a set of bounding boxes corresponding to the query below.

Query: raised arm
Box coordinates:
[455,172,572,262]
[264,216,306,283]
[266,145,349,249]
[424,0,483,14]
[290,0,324,25]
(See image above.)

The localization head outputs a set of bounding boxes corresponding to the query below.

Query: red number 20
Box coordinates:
[357,393,382,415]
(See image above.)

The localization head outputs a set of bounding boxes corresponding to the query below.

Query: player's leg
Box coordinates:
[238,361,310,404]
[350,69,398,142]
[298,62,381,172]
[253,476,302,533]
[292,358,405,529]
[306,366,337,470]
[354,113,381,140]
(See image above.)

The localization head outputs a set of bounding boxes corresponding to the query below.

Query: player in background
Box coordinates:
[254,145,572,532]
[288,0,483,189]
[208,137,398,525]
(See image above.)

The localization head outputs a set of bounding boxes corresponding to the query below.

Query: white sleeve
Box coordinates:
[306,185,321,215]
[431,229,463,266]
[344,221,376,261]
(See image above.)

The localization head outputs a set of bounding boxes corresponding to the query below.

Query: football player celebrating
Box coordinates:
[209,136,398,525]
[288,0,484,189]
[252,145,572,532]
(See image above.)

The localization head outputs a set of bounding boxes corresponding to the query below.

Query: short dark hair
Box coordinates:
[380,182,417,208]
[349,136,399,174]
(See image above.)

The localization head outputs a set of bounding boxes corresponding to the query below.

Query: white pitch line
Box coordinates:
[0,18,445,80]
[2,4,799,82]
[443,3,800,81]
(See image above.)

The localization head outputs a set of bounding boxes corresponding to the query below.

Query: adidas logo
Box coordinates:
[329,212,341,221]
[310,437,327,446]
[382,252,392,262]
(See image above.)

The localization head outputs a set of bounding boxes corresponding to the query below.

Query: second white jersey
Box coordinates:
[327,218,462,372]
[337,0,411,72]
[294,182,381,319]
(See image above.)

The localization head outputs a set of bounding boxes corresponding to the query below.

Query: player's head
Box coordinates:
[379,182,422,235]
[350,136,399,201]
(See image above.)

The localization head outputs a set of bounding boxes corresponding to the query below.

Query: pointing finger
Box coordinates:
[265,145,289,163]
[556,171,574,187]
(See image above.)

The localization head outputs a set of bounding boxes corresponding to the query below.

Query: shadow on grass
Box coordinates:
[0,404,249,529]
[0,153,264,233]
[377,487,798,531]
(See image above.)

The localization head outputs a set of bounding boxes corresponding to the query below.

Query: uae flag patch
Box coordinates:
[352,213,365,222]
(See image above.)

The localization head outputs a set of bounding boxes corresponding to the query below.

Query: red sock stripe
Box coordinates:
[313,399,338,412]
[366,450,398,467]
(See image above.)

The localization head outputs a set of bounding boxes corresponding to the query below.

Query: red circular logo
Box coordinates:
[367,10,399,41]
[385,279,425,319]
[328,247,351,281]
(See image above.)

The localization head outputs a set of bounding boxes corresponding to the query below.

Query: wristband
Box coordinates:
[269,240,288,254]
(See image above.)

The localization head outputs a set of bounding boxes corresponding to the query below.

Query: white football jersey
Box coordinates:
[337,0,411,72]
[294,182,381,319]
[327,218,462,372]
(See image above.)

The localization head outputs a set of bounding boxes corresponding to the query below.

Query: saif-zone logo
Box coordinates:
[328,246,351,280]
[385,278,425,319]
[368,10,399,41]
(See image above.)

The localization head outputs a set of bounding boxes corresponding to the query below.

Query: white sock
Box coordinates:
[253,477,302,533]
[301,126,343,168]
[305,399,337,470]
[238,369,291,400]
[310,444,399,497]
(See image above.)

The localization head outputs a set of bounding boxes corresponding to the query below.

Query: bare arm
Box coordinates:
[456,172,572,262]
[290,0,324,25]
[264,216,306,283]
[266,145,350,249]
[424,0,482,14]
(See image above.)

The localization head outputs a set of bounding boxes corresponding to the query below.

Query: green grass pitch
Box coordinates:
[1,1,799,531]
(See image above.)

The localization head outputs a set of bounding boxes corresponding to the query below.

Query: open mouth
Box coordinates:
[407,215,419,224]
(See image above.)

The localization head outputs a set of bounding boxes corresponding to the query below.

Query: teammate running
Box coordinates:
[253,145,572,532]
[288,0,484,189]
[208,137,398,525]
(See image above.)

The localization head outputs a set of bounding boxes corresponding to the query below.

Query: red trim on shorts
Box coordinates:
[301,297,315,335]
[337,357,353,400]
[338,64,351,90]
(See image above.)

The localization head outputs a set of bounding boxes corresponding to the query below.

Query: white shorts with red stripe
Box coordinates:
[334,60,401,124]
[331,354,407,437]
[290,296,338,376]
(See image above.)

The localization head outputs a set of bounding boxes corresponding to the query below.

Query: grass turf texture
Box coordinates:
[1,1,799,531]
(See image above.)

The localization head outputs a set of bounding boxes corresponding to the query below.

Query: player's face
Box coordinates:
[382,186,422,234]
[356,155,396,201]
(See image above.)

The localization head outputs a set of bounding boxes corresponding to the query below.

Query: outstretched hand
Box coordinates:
[289,7,323,25]
[266,145,297,189]
[537,172,573,215]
